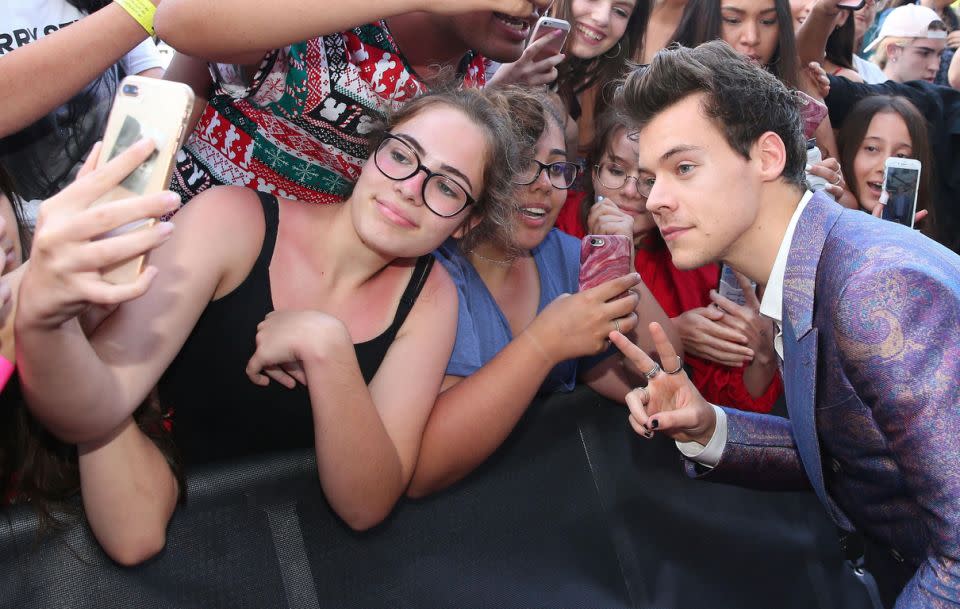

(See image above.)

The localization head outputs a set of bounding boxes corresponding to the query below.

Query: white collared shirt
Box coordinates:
[677,191,814,466]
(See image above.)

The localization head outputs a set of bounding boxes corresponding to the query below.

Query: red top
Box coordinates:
[556,192,782,413]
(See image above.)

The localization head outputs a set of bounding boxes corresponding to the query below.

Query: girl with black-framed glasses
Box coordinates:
[15,87,522,564]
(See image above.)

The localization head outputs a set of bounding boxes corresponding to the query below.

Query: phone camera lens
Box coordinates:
[590,237,605,247]
[122,84,140,96]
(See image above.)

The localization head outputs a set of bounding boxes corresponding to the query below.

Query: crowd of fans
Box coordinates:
[1,0,959,605]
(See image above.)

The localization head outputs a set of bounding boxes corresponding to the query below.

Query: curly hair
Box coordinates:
[617,40,807,190]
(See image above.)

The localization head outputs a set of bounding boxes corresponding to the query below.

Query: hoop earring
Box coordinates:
[603,40,623,59]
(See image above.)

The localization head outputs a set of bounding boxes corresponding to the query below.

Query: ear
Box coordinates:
[752,131,787,183]
[884,41,901,62]
[835,10,849,28]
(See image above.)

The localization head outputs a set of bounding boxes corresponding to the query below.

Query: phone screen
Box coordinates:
[106,115,163,196]
[881,165,920,228]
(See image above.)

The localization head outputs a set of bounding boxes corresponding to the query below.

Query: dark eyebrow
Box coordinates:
[661,144,701,162]
[395,133,474,191]
[549,148,568,158]
[721,6,776,13]
[638,144,702,173]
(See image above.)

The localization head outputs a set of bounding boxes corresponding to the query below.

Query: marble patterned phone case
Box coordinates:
[578,235,632,292]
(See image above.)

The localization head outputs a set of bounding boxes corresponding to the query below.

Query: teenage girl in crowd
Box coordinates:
[490,0,649,156]
[409,90,678,497]
[556,111,783,413]
[837,95,934,227]
[15,87,522,562]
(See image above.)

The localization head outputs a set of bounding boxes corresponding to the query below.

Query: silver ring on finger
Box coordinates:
[663,355,684,375]
[831,172,842,186]
[643,362,662,380]
[613,318,621,334]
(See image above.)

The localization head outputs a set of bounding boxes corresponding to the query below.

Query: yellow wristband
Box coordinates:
[114,0,156,37]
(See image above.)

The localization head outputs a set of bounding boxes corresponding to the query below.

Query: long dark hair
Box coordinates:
[1,379,182,529]
[670,0,800,89]
[0,166,29,259]
[825,12,856,70]
[0,0,116,201]
[837,95,939,243]
[552,0,651,108]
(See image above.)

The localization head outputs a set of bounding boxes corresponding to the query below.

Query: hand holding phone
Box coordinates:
[879,158,921,228]
[16,139,181,332]
[92,76,194,284]
[528,17,570,62]
[798,91,829,139]
[579,234,632,292]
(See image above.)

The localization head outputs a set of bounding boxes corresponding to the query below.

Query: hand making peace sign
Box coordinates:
[610,323,718,446]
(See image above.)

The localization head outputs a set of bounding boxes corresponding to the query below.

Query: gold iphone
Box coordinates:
[94,75,194,284]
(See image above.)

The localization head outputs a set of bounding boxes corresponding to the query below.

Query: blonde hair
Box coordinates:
[871,36,911,69]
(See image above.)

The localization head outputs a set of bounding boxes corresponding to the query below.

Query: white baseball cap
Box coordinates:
[864,5,947,53]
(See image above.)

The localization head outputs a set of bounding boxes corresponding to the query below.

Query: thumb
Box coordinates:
[648,404,704,437]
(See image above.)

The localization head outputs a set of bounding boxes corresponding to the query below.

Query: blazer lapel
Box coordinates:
[781,192,851,528]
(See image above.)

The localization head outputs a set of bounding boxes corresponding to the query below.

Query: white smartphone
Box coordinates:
[881,157,921,228]
[528,17,570,61]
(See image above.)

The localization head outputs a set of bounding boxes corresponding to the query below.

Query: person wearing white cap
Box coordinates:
[865,3,949,82]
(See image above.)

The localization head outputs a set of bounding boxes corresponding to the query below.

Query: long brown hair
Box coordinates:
[552,0,651,108]
[837,95,938,242]
[670,0,801,89]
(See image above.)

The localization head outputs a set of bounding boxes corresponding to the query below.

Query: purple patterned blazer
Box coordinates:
[686,192,960,607]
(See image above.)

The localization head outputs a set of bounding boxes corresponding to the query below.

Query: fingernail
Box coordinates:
[643,431,654,439]
[156,221,175,235]
[650,418,659,429]
[163,192,182,207]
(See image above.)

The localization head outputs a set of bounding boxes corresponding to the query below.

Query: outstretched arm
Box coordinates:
[407,273,644,497]
[155,0,550,63]
[0,2,160,138]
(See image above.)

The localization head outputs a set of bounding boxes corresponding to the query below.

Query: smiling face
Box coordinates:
[567,0,638,59]
[720,0,781,66]
[852,111,914,212]
[350,103,488,258]
[636,94,767,269]
[451,9,542,63]
[592,127,658,240]
[513,118,569,251]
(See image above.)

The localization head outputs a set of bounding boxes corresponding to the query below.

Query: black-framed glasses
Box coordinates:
[594,162,653,197]
[514,159,580,190]
[373,134,475,218]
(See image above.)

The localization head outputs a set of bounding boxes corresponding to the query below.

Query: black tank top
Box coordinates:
[159,193,435,465]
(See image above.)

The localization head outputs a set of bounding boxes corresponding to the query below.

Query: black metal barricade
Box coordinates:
[0,387,871,609]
